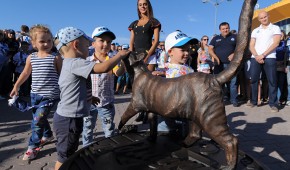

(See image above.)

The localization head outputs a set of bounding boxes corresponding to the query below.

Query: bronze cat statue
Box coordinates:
[118,0,257,169]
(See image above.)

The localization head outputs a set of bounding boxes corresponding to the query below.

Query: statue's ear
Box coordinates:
[129,52,146,65]
[136,53,146,62]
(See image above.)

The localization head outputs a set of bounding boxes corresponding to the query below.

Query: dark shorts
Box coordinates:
[53,112,83,163]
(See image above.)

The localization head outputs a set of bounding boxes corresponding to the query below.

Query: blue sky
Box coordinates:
[0,0,279,45]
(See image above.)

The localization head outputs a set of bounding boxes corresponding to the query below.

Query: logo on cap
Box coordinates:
[175,33,188,40]
[98,27,109,32]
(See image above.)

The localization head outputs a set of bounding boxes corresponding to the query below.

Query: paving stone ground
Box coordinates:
[0,94,290,170]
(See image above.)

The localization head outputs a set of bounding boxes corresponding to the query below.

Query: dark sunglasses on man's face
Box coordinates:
[202,39,209,41]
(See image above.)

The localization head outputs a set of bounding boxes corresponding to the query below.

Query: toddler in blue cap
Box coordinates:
[53,27,130,170]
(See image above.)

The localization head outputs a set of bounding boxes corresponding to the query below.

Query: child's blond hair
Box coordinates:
[30,24,53,41]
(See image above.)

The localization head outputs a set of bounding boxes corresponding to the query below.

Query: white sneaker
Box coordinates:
[22,148,40,160]
[286,101,290,106]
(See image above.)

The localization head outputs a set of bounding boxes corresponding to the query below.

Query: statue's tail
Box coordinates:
[216,0,257,85]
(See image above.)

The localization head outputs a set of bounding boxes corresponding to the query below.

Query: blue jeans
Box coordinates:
[82,103,115,146]
[157,116,188,138]
[158,117,177,132]
[250,58,278,107]
[214,63,238,104]
[287,66,290,101]
[117,72,130,90]
[28,93,55,149]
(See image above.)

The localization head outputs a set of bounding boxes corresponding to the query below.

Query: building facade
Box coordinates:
[252,0,290,34]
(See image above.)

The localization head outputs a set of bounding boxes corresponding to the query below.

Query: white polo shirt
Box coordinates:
[251,23,281,59]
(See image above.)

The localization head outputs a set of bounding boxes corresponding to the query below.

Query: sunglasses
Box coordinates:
[202,39,209,41]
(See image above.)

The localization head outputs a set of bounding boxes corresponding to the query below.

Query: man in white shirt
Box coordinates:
[249,10,281,112]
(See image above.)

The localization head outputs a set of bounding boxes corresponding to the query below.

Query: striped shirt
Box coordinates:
[88,55,119,107]
[30,52,60,99]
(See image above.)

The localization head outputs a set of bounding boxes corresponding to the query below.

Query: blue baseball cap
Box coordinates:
[55,27,93,50]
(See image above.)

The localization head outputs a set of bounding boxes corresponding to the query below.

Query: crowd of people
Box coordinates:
[0,0,290,169]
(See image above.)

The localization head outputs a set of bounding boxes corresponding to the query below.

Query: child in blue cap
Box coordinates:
[53,27,130,170]
[82,26,126,146]
[152,30,194,136]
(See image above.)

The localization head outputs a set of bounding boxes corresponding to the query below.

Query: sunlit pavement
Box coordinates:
[0,94,290,169]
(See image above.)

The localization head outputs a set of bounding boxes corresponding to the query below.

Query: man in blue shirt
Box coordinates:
[208,22,239,107]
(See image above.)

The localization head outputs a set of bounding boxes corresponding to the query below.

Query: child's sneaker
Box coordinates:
[40,136,54,146]
[22,147,40,160]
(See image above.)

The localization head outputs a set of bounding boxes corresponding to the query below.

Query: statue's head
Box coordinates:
[128,51,146,66]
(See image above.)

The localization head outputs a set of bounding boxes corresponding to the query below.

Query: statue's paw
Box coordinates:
[119,125,138,134]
